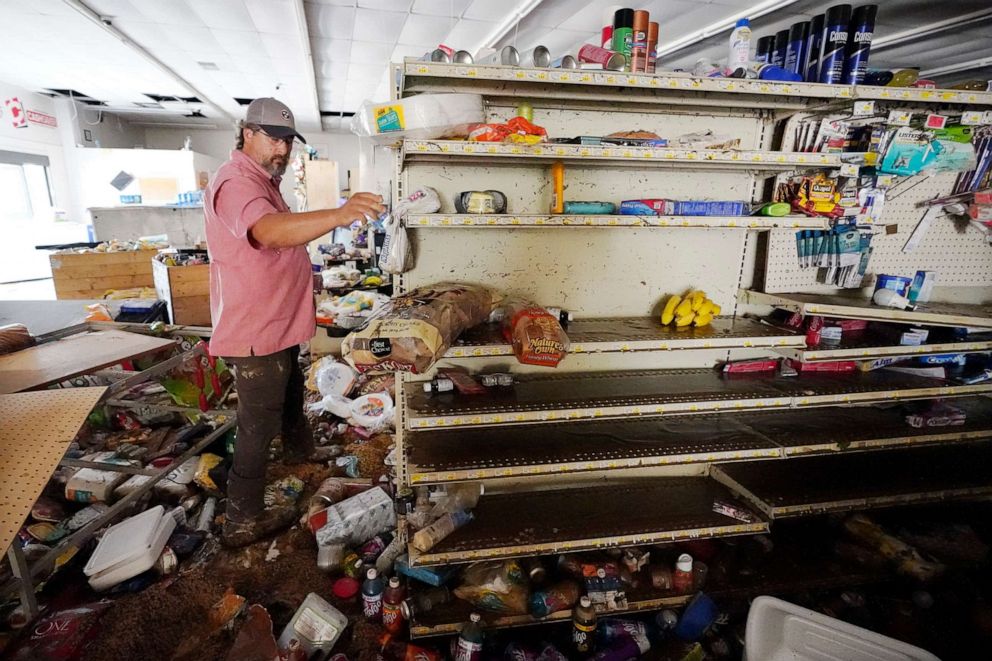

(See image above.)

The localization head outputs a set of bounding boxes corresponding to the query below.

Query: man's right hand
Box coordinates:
[338,192,386,225]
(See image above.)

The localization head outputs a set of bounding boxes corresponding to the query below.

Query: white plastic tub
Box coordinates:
[84,505,176,591]
[745,596,941,661]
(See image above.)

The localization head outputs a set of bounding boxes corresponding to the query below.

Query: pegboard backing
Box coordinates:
[0,387,106,555]
[761,173,992,293]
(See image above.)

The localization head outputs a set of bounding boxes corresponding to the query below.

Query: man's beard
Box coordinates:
[263,156,288,176]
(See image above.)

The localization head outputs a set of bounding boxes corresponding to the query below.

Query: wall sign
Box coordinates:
[5,97,26,128]
[26,109,57,128]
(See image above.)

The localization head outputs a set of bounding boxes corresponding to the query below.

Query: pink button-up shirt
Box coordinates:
[204,150,315,357]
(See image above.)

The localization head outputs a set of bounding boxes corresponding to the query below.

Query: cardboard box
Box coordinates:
[49,250,157,300]
[152,259,211,325]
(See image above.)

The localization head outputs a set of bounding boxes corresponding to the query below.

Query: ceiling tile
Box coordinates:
[84,0,147,21]
[346,61,386,81]
[244,0,298,35]
[353,8,408,43]
[305,3,356,39]
[445,17,494,49]
[162,25,226,54]
[187,0,257,31]
[392,43,430,60]
[213,29,268,57]
[316,59,349,79]
[350,40,394,62]
[463,0,506,22]
[358,0,413,9]
[412,0,470,18]
[312,38,353,63]
[398,11,452,46]
[125,0,199,25]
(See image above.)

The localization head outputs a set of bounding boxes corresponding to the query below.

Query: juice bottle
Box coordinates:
[382,576,406,635]
[362,567,384,621]
[572,596,597,654]
[673,553,694,593]
[453,612,484,661]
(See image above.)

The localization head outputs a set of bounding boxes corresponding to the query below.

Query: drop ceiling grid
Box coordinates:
[761,172,992,294]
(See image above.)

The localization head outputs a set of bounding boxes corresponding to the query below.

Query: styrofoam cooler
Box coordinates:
[84,505,176,591]
[745,596,941,661]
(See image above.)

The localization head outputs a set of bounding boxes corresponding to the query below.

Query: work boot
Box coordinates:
[221,505,298,548]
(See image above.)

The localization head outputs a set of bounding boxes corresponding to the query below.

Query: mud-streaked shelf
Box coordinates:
[406,214,832,230]
[401,61,854,109]
[712,442,992,519]
[406,397,992,484]
[405,368,992,429]
[741,290,992,329]
[443,316,803,358]
[853,84,992,106]
[783,329,992,363]
[403,140,853,171]
[408,478,767,567]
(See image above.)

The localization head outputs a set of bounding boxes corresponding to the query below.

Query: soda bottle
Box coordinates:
[359,532,394,564]
[453,612,484,661]
[342,552,363,579]
[379,634,442,661]
[382,576,406,635]
[362,567,385,621]
[673,553,694,593]
[572,596,597,654]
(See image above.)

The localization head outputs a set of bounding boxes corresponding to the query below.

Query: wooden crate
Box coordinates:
[152,260,211,326]
[49,250,157,300]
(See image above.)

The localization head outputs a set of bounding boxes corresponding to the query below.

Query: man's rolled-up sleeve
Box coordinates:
[212,178,279,245]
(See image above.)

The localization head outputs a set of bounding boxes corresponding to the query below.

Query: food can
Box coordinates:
[577,44,626,71]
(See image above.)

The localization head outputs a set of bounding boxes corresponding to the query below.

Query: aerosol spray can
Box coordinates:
[602,5,621,49]
[578,44,626,71]
[771,29,789,67]
[843,4,877,84]
[818,4,852,84]
[784,21,810,75]
[611,8,634,71]
[646,21,659,73]
[755,35,775,63]
[804,14,825,81]
[523,45,551,68]
[630,10,650,72]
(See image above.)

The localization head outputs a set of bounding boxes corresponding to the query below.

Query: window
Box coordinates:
[0,151,54,223]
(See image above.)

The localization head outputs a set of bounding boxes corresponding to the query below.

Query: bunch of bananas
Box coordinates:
[661,290,721,328]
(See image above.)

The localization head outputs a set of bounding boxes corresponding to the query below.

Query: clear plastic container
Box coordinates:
[278,592,348,657]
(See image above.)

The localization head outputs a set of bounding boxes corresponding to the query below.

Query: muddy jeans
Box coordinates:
[224,346,312,523]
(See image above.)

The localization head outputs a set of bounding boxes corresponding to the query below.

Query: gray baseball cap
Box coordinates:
[245,97,306,143]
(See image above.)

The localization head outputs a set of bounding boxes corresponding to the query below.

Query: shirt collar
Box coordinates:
[230,149,282,186]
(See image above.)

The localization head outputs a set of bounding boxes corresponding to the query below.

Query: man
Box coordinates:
[204,98,384,547]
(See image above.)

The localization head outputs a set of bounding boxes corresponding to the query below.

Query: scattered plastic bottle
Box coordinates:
[383,576,406,635]
[673,553,695,593]
[342,553,363,579]
[572,596,597,654]
[359,532,394,563]
[362,567,384,621]
[454,612,484,661]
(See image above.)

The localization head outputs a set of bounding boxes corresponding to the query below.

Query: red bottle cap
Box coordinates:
[333,577,360,600]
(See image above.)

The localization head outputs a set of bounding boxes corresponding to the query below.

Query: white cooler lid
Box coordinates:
[83,505,169,577]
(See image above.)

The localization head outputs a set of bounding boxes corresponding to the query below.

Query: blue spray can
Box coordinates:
[804,14,825,82]
[770,29,789,67]
[755,36,775,63]
[843,4,877,84]
[784,21,810,75]
[818,4,852,84]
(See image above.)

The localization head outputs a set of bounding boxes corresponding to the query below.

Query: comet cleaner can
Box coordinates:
[843,4,877,84]
[818,4,852,84]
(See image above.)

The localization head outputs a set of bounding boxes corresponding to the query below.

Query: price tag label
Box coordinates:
[853,100,875,116]
[840,163,859,178]
[925,113,947,129]
[876,174,895,188]
[962,111,984,126]
[887,109,911,126]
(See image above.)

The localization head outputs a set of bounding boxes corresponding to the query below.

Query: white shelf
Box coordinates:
[403,140,853,170]
[401,62,992,109]
[406,213,832,230]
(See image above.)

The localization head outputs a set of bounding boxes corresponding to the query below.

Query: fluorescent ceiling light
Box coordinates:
[656,0,800,58]
[921,57,992,78]
[874,8,992,51]
[479,0,544,51]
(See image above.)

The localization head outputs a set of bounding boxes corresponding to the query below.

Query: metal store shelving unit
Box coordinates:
[390,61,992,637]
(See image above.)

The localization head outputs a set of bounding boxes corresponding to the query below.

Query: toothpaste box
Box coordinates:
[619,199,671,215]
[672,200,749,216]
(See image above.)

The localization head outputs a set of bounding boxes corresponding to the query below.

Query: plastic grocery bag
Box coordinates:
[454,560,530,614]
[378,212,411,274]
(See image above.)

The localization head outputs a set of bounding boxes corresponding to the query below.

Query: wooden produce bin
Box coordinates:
[49,250,157,300]
[152,260,211,325]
